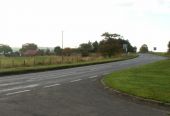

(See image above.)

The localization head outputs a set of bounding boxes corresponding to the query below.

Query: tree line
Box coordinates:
[0,32,136,57]
[4,32,169,57]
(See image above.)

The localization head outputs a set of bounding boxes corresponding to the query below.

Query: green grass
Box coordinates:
[150,52,170,57]
[0,54,138,76]
[103,59,170,103]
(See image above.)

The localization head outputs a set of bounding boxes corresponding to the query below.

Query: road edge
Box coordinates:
[100,78,170,111]
[0,55,138,77]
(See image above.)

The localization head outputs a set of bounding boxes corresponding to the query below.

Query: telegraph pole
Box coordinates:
[62,31,64,63]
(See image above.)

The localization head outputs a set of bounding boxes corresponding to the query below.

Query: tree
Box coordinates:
[54,46,62,55]
[38,49,45,56]
[139,44,149,53]
[45,48,51,55]
[99,32,136,57]
[133,46,137,53]
[168,41,170,53]
[63,48,72,56]
[79,41,93,57]
[0,44,13,55]
[92,41,99,53]
[99,32,123,57]
[20,43,38,52]
[101,32,120,39]
[20,43,38,56]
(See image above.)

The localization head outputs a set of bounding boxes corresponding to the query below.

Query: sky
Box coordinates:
[0,0,170,52]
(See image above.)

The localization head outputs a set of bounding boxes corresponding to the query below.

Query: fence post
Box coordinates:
[0,60,1,69]
[43,58,45,65]
[49,57,52,65]
[12,60,14,68]
[77,56,79,63]
[33,57,35,66]
[24,60,26,66]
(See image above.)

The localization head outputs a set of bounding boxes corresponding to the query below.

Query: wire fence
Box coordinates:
[0,55,104,69]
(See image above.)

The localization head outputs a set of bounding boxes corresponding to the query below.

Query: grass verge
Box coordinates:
[103,59,170,104]
[0,54,138,76]
[150,52,170,58]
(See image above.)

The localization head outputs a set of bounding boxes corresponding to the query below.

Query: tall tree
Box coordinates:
[92,41,99,52]
[79,41,93,57]
[45,48,51,55]
[0,44,13,55]
[20,43,38,52]
[139,44,149,53]
[63,48,72,56]
[99,32,123,57]
[54,46,62,55]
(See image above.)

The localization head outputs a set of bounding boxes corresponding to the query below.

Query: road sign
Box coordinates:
[154,47,157,51]
[123,44,128,53]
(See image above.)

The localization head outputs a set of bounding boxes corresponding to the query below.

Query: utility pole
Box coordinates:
[62,31,64,63]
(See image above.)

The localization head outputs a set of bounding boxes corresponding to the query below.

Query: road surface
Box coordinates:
[0,54,169,116]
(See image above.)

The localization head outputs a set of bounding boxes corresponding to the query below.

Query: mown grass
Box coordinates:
[0,54,138,76]
[103,59,170,103]
[150,52,170,57]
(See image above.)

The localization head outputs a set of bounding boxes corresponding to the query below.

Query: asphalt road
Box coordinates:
[0,54,169,116]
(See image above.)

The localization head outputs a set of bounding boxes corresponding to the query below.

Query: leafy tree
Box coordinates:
[139,44,149,53]
[0,44,13,55]
[168,41,170,53]
[101,32,120,39]
[63,48,72,56]
[45,48,51,55]
[133,46,137,53]
[99,32,123,57]
[54,46,62,55]
[38,49,45,56]
[92,41,99,52]
[100,39,122,57]
[99,32,136,57]
[79,41,93,57]
[20,43,38,52]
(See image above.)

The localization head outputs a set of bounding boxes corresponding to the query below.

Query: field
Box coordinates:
[0,55,90,68]
[103,59,170,103]
[0,54,137,74]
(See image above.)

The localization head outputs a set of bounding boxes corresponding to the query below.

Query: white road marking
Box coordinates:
[0,84,39,93]
[0,72,75,83]
[70,79,82,83]
[26,72,76,82]
[88,75,98,79]
[0,82,22,87]
[6,90,31,96]
[44,84,61,88]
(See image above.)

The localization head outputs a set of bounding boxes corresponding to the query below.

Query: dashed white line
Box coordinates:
[44,84,61,88]
[26,72,75,82]
[0,82,22,87]
[88,75,98,79]
[0,84,39,93]
[6,90,31,96]
[70,79,82,83]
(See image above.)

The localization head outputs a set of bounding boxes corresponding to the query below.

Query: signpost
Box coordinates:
[123,44,128,54]
[154,47,157,51]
